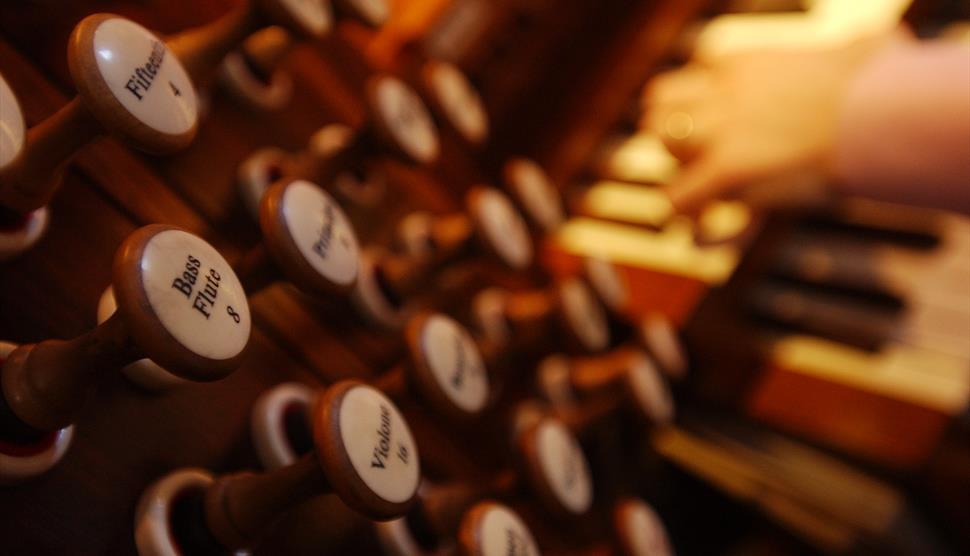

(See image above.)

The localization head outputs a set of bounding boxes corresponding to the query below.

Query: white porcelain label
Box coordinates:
[279,0,333,36]
[142,229,251,360]
[373,76,439,164]
[339,385,420,503]
[473,189,532,270]
[535,420,592,514]
[420,315,489,413]
[585,257,628,312]
[641,313,687,378]
[478,505,540,556]
[506,159,564,232]
[625,501,672,556]
[93,18,197,136]
[427,62,487,144]
[560,279,609,352]
[0,73,25,169]
[628,354,674,425]
[282,180,359,287]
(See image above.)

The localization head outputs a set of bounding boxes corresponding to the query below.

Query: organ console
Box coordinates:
[1,1,966,554]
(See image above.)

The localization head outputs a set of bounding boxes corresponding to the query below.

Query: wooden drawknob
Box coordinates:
[376,312,492,420]
[418,60,489,148]
[583,256,630,318]
[636,312,688,380]
[0,14,197,215]
[0,224,251,433]
[234,178,360,296]
[365,74,441,166]
[613,498,673,556]
[397,187,534,272]
[333,0,392,28]
[474,277,610,354]
[516,416,594,518]
[537,348,674,428]
[502,158,565,234]
[167,0,333,85]
[0,72,48,260]
[138,381,420,553]
[457,501,541,556]
[237,124,387,220]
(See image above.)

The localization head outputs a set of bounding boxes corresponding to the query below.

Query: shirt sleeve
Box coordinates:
[834,38,970,214]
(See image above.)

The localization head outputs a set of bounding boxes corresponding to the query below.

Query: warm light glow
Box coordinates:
[552,218,739,284]
[593,132,680,184]
[581,181,672,226]
[770,335,970,413]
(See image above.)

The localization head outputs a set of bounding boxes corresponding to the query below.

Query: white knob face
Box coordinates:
[585,257,629,313]
[535,420,592,514]
[641,313,687,379]
[92,18,197,136]
[478,505,540,556]
[426,62,487,145]
[627,354,674,425]
[472,189,533,270]
[278,0,333,36]
[505,158,564,233]
[344,0,390,26]
[624,501,673,556]
[282,180,359,288]
[0,73,25,170]
[141,229,251,360]
[419,315,489,413]
[559,279,609,352]
[338,385,420,503]
[373,76,439,164]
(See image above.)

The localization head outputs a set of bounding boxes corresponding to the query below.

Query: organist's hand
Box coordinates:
[641,31,903,216]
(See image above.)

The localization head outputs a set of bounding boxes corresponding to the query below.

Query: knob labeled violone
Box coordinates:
[135,381,420,555]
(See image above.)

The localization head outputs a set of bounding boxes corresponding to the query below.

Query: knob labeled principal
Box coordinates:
[257,178,360,295]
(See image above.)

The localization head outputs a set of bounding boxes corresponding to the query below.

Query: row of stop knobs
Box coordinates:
[0,2,681,555]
